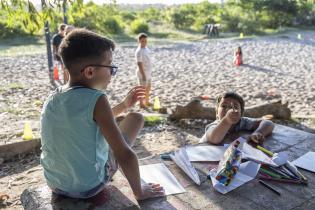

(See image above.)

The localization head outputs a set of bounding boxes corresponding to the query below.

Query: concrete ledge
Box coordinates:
[0,139,41,161]
[20,184,138,210]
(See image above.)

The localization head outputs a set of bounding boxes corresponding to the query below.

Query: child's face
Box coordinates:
[139,37,147,48]
[93,51,113,90]
[217,98,242,120]
[59,28,65,36]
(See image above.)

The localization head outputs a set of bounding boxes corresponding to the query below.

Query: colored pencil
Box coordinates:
[259,180,281,195]
[259,168,282,179]
[256,145,274,157]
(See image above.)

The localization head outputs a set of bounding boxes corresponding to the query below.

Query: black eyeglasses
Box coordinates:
[81,64,118,76]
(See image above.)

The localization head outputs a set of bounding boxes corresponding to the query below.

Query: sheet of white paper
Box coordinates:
[170,148,201,185]
[186,146,227,162]
[209,161,261,194]
[241,142,278,166]
[139,163,186,195]
[272,152,288,166]
[291,151,315,173]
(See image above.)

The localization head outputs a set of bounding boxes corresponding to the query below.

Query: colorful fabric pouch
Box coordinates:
[215,140,242,186]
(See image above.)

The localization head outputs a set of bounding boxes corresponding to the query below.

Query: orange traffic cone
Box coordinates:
[53,65,60,81]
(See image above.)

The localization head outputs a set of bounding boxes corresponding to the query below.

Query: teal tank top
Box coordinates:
[40,86,109,193]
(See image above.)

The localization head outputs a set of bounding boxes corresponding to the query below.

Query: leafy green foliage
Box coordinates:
[0,0,314,38]
[130,19,149,34]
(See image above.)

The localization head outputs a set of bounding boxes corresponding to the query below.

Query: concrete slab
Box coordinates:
[20,125,315,210]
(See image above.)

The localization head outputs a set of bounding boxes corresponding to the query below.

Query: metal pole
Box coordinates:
[63,0,68,24]
[44,21,54,74]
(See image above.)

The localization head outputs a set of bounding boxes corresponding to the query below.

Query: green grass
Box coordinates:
[8,82,25,90]
[0,107,24,115]
[0,35,45,56]
[0,83,25,91]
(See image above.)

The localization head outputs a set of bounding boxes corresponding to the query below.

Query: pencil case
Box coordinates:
[215,140,242,186]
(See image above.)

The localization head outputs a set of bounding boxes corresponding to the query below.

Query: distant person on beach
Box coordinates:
[135,33,152,108]
[52,23,68,84]
[52,24,66,63]
[233,46,243,66]
[41,29,164,201]
[200,92,274,145]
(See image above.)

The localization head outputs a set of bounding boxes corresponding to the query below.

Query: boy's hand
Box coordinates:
[224,109,241,125]
[123,86,145,108]
[135,183,165,201]
[248,132,265,145]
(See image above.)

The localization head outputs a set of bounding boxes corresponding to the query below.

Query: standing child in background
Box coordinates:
[41,29,164,201]
[135,33,152,108]
[233,46,243,66]
[200,92,274,145]
[52,24,67,83]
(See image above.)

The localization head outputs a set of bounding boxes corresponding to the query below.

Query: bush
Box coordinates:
[102,17,123,34]
[120,11,137,23]
[130,19,149,34]
[169,6,195,29]
[0,22,27,39]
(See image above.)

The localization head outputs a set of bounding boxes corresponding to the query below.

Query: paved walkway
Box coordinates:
[21,125,315,210]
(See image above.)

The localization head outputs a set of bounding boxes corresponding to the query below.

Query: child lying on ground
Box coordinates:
[41,29,164,200]
[200,92,274,145]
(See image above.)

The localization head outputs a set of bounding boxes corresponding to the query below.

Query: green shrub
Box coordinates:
[0,22,28,39]
[169,7,195,29]
[120,11,137,23]
[102,17,123,34]
[130,19,149,34]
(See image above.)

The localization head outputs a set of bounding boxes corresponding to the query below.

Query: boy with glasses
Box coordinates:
[41,29,164,201]
[199,92,274,145]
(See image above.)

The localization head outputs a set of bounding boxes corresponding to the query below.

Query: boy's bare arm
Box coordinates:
[111,86,145,117]
[206,118,231,144]
[249,120,274,144]
[94,95,142,197]
[52,45,57,59]
[253,120,274,137]
[112,102,127,117]
[137,62,146,80]
[206,109,240,144]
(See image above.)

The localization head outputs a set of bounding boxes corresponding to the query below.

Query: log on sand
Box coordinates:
[170,99,291,121]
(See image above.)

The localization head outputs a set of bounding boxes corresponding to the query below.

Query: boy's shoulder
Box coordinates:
[52,33,62,41]
[236,117,260,131]
[47,86,104,101]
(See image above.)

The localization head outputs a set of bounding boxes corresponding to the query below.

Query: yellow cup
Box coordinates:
[153,96,161,110]
[22,121,34,140]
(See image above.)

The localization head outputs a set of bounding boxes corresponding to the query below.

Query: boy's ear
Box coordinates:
[82,67,95,79]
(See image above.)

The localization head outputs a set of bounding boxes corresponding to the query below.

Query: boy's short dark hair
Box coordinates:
[59,28,115,75]
[216,92,245,115]
[138,33,148,41]
[59,24,66,31]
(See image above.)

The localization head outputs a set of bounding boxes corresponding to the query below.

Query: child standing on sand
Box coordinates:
[41,29,164,200]
[200,92,274,145]
[135,33,152,108]
[234,46,243,66]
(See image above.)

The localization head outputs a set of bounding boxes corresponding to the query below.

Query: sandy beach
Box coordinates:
[1,31,315,145]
